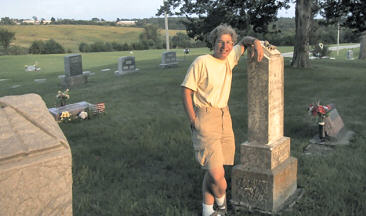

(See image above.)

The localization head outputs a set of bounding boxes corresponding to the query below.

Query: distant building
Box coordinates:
[21,19,51,25]
[116,20,136,26]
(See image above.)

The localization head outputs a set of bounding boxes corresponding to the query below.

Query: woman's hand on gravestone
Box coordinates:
[253,40,264,62]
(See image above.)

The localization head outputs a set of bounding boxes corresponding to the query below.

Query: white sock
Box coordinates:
[215,194,226,209]
[202,203,215,216]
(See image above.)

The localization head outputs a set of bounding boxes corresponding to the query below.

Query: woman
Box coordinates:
[181,24,263,216]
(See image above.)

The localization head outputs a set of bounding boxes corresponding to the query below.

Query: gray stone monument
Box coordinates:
[0,93,72,216]
[231,42,298,213]
[160,51,178,68]
[60,54,88,86]
[116,56,139,75]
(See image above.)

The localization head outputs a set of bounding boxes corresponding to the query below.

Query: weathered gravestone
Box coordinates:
[231,42,298,213]
[116,56,139,76]
[59,54,88,87]
[308,106,354,146]
[0,93,72,216]
[160,51,178,68]
[346,49,354,60]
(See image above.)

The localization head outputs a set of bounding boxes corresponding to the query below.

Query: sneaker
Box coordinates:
[210,210,224,216]
[216,197,227,215]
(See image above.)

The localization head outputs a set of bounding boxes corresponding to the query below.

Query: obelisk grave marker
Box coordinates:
[231,42,298,213]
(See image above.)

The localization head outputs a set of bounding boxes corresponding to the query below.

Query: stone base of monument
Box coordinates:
[231,137,298,213]
[304,129,354,155]
[0,94,72,216]
[48,101,93,121]
[309,128,354,146]
[115,68,140,76]
[231,187,304,215]
[58,74,88,87]
[160,62,178,68]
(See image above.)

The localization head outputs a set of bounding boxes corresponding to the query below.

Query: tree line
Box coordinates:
[157,0,366,67]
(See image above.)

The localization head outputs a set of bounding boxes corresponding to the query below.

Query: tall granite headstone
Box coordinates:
[231,42,298,213]
[160,51,178,68]
[0,94,72,216]
[61,54,88,86]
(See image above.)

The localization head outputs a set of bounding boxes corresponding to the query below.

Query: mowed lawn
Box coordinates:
[0,48,365,215]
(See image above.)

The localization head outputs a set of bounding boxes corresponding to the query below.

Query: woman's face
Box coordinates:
[213,34,234,60]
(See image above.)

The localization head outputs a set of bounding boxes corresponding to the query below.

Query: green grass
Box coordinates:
[0,48,365,216]
[2,25,185,52]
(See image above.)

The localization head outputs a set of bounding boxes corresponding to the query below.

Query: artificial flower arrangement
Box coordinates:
[58,103,105,123]
[308,102,332,122]
[56,89,70,107]
[308,102,332,141]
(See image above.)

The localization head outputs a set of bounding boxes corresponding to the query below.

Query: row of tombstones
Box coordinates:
[61,51,179,87]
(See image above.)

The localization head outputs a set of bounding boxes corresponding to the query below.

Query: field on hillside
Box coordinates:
[2,25,185,52]
[0,48,365,215]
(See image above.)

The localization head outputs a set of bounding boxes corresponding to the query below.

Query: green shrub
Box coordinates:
[7,45,28,55]
[44,39,65,54]
[29,39,65,54]
[79,42,91,52]
[29,40,45,54]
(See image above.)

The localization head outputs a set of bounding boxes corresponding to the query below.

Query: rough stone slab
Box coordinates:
[0,93,72,216]
[240,137,290,170]
[324,108,344,138]
[231,157,297,213]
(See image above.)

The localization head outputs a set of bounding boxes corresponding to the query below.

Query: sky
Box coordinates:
[0,0,295,21]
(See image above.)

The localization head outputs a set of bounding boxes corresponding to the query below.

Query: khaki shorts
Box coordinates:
[191,106,235,169]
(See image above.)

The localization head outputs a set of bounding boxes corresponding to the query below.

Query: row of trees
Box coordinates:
[78,25,206,53]
[157,0,366,68]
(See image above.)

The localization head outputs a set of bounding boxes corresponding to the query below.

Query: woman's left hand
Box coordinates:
[254,40,264,62]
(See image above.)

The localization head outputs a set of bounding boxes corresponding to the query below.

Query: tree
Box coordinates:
[139,24,162,49]
[291,0,312,68]
[320,0,366,59]
[0,28,16,54]
[1,17,15,25]
[157,0,290,48]
[171,32,192,48]
[51,17,56,23]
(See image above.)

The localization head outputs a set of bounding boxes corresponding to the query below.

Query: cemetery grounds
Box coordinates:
[0,47,365,215]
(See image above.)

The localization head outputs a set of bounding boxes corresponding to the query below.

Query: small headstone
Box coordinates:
[0,94,72,215]
[34,78,47,83]
[324,108,344,138]
[62,54,87,87]
[82,71,94,76]
[0,79,8,82]
[101,68,111,72]
[346,50,354,60]
[308,106,354,147]
[10,84,21,89]
[116,56,139,75]
[160,51,178,68]
[64,54,82,77]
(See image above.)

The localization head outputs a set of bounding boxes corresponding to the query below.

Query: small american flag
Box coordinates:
[96,103,105,113]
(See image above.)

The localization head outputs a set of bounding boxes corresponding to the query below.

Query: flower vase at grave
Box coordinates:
[318,121,326,142]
